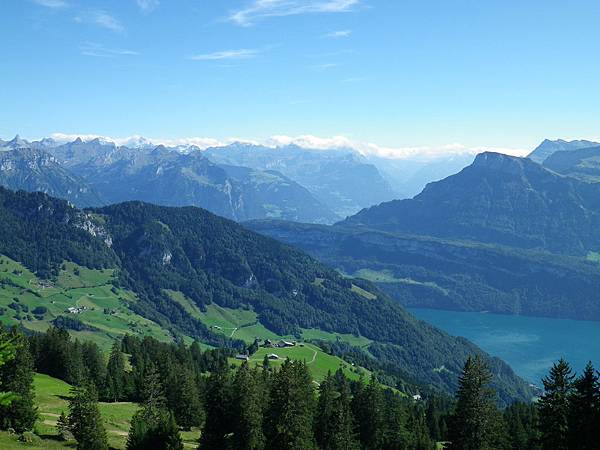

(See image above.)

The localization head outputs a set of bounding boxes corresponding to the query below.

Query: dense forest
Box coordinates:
[0,187,532,400]
[0,326,597,449]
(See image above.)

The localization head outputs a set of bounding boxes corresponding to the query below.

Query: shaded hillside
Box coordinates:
[0,187,532,401]
[342,152,600,256]
[528,138,599,163]
[543,145,600,183]
[247,220,600,321]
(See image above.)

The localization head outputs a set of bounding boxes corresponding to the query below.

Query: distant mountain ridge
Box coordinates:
[0,186,533,402]
[0,136,338,223]
[248,151,600,322]
[204,143,397,217]
[0,144,103,207]
[528,138,600,163]
[543,145,600,183]
[342,152,600,256]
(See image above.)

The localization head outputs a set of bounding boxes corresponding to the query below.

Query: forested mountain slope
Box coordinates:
[342,152,600,256]
[543,145,600,183]
[0,187,532,402]
[248,152,600,321]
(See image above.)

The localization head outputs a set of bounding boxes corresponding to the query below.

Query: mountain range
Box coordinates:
[527,138,600,163]
[1,136,339,223]
[204,143,398,217]
[248,150,600,321]
[0,186,532,402]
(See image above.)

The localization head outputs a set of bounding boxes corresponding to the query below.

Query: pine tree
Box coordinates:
[315,371,359,450]
[104,340,126,402]
[537,359,575,450]
[265,359,316,450]
[199,367,233,450]
[81,341,107,394]
[127,409,183,450]
[231,363,265,450]
[381,391,412,450]
[0,332,37,433]
[0,330,16,407]
[568,361,599,450]
[126,367,183,450]
[57,411,71,441]
[447,355,501,450]
[171,368,203,430]
[351,376,384,450]
[68,383,108,450]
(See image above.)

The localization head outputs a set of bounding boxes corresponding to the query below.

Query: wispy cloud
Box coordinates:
[230,0,360,26]
[324,29,351,38]
[80,42,139,58]
[311,62,339,71]
[188,49,260,61]
[32,0,68,8]
[75,10,124,33]
[136,0,159,13]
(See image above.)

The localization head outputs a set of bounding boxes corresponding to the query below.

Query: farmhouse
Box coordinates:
[268,353,280,360]
[235,354,249,361]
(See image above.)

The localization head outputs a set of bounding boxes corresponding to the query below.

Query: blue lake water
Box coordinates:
[408,308,600,385]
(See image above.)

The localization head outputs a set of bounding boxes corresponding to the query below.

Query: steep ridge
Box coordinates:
[543,145,600,183]
[528,138,599,163]
[0,186,532,401]
[342,152,600,256]
[0,147,103,207]
[0,137,338,224]
[247,153,600,321]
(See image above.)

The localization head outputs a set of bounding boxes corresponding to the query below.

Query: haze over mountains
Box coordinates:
[249,139,600,322]
[0,134,486,223]
[4,134,600,324]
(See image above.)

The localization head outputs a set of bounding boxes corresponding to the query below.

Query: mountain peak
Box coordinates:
[7,134,29,148]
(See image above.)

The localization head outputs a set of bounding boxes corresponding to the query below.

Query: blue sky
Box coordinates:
[2,0,600,157]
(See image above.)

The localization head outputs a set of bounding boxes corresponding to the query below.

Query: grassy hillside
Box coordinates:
[0,254,174,350]
[0,373,199,450]
[0,187,534,402]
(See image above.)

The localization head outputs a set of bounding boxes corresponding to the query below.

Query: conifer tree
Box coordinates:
[351,376,384,450]
[315,371,359,450]
[265,359,316,450]
[381,391,412,450]
[537,358,575,450]
[568,361,599,450]
[199,367,233,450]
[56,410,71,441]
[447,355,501,450]
[82,341,107,394]
[0,331,16,407]
[104,340,126,402]
[171,368,203,430]
[126,366,183,450]
[0,331,37,433]
[68,383,108,450]
[231,363,265,450]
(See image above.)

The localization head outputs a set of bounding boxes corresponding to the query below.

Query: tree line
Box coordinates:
[0,325,598,450]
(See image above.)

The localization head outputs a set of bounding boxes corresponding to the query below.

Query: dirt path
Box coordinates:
[42,418,127,437]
